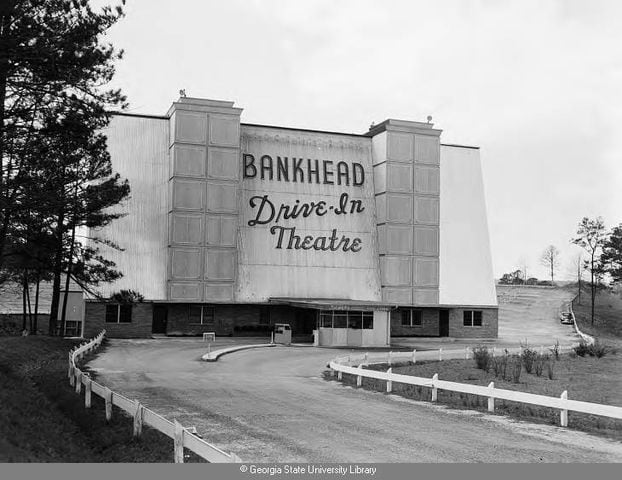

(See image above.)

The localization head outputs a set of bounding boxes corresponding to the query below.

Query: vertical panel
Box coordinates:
[387,132,413,162]
[175,112,207,144]
[414,135,439,164]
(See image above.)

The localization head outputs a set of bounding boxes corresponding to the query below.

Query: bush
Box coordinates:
[491,351,509,379]
[549,340,560,360]
[573,341,591,357]
[521,347,538,374]
[511,356,522,383]
[590,342,609,358]
[472,346,491,371]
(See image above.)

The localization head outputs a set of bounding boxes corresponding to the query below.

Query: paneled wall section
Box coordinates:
[167,99,243,302]
[373,121,441,305]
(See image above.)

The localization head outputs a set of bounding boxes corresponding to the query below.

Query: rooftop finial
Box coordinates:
[179,89,186,98]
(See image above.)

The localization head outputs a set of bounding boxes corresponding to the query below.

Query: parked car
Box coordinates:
[560,312,574,325]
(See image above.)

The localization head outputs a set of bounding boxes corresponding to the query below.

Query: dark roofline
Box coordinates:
[111,111,168,120]
[440,143,480,150]
[241,122,368,139]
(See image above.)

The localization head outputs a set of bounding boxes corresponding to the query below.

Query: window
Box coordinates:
[401,309,422,327]
[189,305,215,325]
[463,310,483,327]
[333,312,347,328]
[320,311,333,328]
[318,310,374,329]
[105,304,132,323]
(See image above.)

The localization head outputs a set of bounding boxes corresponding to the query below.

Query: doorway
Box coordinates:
[152,305,168,334]
[439,309,449,337]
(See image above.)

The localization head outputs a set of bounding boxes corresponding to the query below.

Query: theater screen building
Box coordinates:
[83,97,498,346]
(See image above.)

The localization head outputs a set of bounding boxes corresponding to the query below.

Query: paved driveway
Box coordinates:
[88,339,621,462]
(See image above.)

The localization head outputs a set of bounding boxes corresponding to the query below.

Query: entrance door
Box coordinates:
[152,305,168,334]
[439,309,449,337]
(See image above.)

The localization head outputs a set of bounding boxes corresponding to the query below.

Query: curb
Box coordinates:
[201,343,277,362]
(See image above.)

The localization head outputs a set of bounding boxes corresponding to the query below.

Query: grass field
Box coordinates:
[329,287,622,440]
[0,335,204,462]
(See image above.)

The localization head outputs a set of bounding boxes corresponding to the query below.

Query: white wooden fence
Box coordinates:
[568,300,595,345]
[329,348,622,428]
[68,330,241,463]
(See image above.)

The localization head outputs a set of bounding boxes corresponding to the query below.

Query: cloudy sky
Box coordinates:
[99,0,621,280]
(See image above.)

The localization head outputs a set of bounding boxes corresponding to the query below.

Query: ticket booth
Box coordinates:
[274,323,292,345]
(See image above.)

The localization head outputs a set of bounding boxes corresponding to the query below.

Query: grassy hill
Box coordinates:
[0,336,201,462]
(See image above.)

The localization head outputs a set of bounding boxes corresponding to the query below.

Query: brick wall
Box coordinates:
[448,307,498,338]
[391,307,498,338]
[391,308,440,336]
[84,302,152,338]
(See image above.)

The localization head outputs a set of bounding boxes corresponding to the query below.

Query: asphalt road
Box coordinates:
[88,340,621,462]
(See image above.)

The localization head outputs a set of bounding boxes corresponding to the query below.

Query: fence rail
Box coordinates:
[569,298,595,345]
[68,330,241,463]
[329,346,622,427]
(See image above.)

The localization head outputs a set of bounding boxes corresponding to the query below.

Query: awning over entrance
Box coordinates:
[268,298,393,312]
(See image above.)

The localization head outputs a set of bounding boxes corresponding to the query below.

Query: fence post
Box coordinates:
[337,369,342,381]
[104,387,113,421]
[465,346,469,360]
[386,368,393,393]
[560,391,568,427]
[270,331,274,344]
[364,352,368,364]
[75,370,82,394]
[356,365,363,387]
[431,373,438,402]
[85,377,92,408]
[438,348,442,361]
[412,349,416,364]
[487,382,495,412]
[388,351,392,366]
[133,401,144,437]
[174,420,184,463]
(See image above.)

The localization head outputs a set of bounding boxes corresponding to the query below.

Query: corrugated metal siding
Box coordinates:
[92,116,169,299]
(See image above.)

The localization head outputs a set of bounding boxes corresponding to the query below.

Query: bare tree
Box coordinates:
[540,245,561,283]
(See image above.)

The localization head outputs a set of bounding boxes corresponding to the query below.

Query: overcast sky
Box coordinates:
[98,0,622,280]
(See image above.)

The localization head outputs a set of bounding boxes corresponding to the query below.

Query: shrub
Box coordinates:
[521,347,538,374]
[549,340,560,360]
[511,356,522,383]
[534,354,545,377]
[573,341,591,357]
[589,342,609,358]
[491,352,509,379]
[472,346,491,371]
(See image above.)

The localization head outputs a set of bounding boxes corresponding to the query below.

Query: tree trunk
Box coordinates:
[48,209,65,335]
[60,221,77,336]
[33,272,40,335]
[26,276,32,331]
[21,272,27,332]
[590,254,595,325]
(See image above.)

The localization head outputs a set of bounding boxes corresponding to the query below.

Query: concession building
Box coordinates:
[83,96,498,346]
